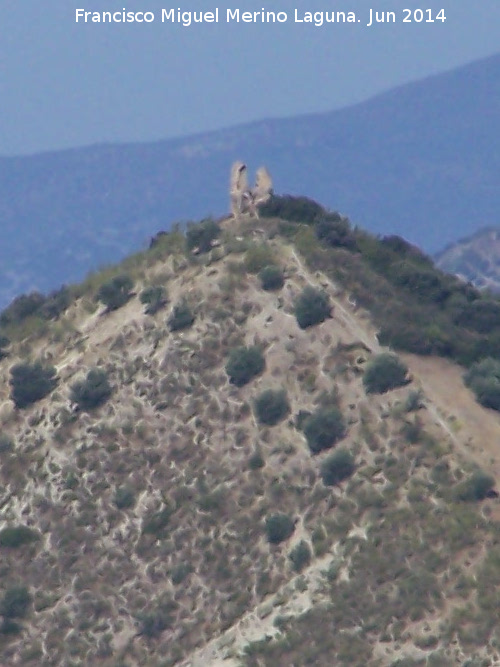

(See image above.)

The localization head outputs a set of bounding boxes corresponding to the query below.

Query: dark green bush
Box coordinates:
[168,301,195,332]
[70,368,112,411]
[140,285,167,315]
[294,287,331,329]
[363,353,409,394]
[0,586,31,619]
[289,540,311,572]
[244,244,276,274]
[0,526,39,548]
[315,213,357,250]
[225,346,265,386]
[114,486,136,510]
[265,513,295,544]
[259,265,284,291]
[320,449,355,486]
[0,618,22,635]
[9,361,58,409]
[186,218,220,254]
[254,389,289,426]
[303,407,346,454]
[142,507,171,537]
[453,471,496,502]
[258,194,324,223]
[464,358,500,411]
[248,449,265,470]
[97,274,134,311]
[40,286,72,320]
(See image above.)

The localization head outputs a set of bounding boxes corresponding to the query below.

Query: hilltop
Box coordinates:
[1,52,499,307]
[1,200,500,666]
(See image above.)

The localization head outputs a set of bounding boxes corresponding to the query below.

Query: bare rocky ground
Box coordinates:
[0,218,499,666]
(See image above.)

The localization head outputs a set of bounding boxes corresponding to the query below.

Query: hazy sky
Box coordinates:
[1,0,498,155]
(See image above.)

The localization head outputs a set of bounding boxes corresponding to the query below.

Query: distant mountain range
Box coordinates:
[435,227,500,291]
[0,52,498,307]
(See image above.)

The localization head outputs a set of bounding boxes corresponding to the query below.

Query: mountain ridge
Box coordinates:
[1,52,499,308]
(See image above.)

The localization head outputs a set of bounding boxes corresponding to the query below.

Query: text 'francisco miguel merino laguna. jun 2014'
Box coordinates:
[74,7,448,27]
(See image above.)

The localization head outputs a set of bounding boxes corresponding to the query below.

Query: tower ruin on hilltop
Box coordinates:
[230,162,273,217]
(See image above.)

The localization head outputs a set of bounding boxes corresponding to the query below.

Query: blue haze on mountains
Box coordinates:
[0,1,499,307]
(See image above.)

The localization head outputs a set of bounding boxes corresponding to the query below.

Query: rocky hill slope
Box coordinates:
[1,210,500,666]
[1,52,499,307]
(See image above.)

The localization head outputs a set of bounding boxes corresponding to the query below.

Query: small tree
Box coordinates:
[226,346,265,386]
[265,513,295,544]
[97,274,134,311]
[363,353,409,394]
[70,368,113,411]
[140,285,167,315]
[254,389,289,426]
[303,407,346,454]
[10,362,58,409]
[259,265,284,291]
[320,449,355,486]
[168,301,195,332]
[294,287,331,329]
[289,540,312,572]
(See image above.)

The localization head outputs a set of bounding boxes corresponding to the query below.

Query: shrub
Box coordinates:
[244,244,276,274]
[0,586,31,619]
[97,274,134,311]
[265,513,295,544]
[289,540,312,572]
[464,358,500,411]
[0,335,10,360]
[258,194,325,223]
[248,449,265,470]
[10,362,58,409]
[40,286,71,320]
[226,346,265,386]
[140,286,167,315]
[142,507,171,537]
[168,301,195,331]
[114,486,136,510]
[303,407,346,454]
[0,292,45,326]
[259,265,284,291]
[453,471,496,502]
[254,389,289,426]
[70,368,112,411]
[186,218,220,254]
[363,353,409,394]
[320,449,355,486]
[315,213,357,250]
[0,526,39,548]
[294,287,331,329]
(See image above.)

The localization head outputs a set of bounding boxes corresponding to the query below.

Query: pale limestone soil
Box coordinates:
[175,243,500,666]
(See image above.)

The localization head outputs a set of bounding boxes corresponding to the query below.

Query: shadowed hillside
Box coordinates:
[0,53,499,307]
[1,202,500,665]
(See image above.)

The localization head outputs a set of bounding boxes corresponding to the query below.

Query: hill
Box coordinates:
[435,227,500,291]
[1,202,500,665]
[1,52,499,307]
